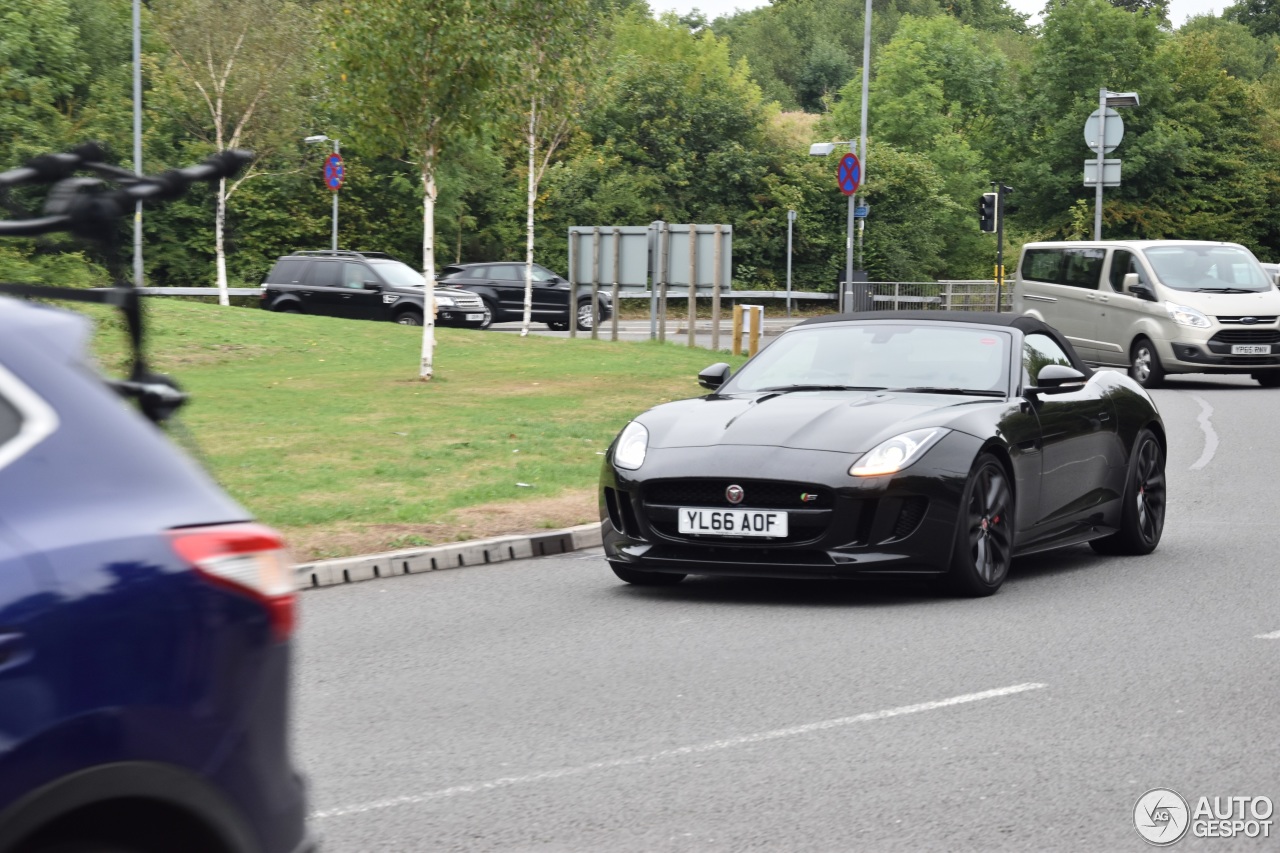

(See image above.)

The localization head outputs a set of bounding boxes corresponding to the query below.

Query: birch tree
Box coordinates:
[152,0,311,306]
[330,0,525,380]
[517,1,592,337]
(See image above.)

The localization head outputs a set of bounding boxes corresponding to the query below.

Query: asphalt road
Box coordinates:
[295,373,1279,852]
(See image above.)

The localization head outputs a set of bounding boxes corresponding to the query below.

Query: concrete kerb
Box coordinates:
[294,522,604,590]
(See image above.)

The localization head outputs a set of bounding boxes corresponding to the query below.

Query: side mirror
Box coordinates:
[698,362,732,390]
[1026,363,1086,396]
[363,281,382,292]
[1123,273,1154,301]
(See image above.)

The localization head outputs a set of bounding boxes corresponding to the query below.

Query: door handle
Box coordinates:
[1098,411,1111,421]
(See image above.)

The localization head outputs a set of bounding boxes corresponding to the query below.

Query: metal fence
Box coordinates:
[864,280,1013,313]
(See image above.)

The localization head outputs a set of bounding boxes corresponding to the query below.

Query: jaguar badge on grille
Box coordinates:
[725,484,744,504]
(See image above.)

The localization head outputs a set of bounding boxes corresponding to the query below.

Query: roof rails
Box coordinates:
[291,250,401,261]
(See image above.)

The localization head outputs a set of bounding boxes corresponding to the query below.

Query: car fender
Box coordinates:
[268,294,304,313]
[0,761,258,853]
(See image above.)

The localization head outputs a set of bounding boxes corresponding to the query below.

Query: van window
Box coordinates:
[1023,248,1104,290]
[1142,245,1271,292]
[267,259,305,283]
[308,261,342,288]
[1108,250,1149,292]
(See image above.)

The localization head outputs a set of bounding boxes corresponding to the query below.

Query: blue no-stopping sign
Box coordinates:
[837,153,861,196]
[323,153,345,191]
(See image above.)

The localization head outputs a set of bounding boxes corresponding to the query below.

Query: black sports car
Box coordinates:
[599,312,1167,596]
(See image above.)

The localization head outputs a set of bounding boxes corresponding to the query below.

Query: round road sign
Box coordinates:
[323,153,345,191]
[837,153,860,196]
[1084,108,1124,153]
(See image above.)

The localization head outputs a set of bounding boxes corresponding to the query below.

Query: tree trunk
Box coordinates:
[420,154,437,380]
[215,176,230,306]
[521,95,537,337]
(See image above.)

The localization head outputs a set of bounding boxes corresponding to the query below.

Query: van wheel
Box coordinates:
[1254,372,1280,388]
[395,311,422,326]
[1129,338,1165,389]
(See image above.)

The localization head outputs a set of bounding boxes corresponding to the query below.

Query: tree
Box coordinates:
[1224,0,1280,38]
[329,0,528,380]
[151,0,313,306]
[516,0,592,337]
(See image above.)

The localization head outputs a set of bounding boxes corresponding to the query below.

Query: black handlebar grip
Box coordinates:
[0,143,109,187]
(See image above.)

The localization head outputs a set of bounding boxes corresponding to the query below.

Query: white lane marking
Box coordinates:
[314,682,1047,819]
[1189,394,1218,470]
[1255,630,1280,639]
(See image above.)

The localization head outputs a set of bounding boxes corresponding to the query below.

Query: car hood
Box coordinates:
[638,391,995,455]
[1160,288,1280,313]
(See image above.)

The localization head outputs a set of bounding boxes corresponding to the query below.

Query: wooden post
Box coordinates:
[748,305,762,356]
[687,225,699,348]
[711,224,722,352]
[610,227,620,342]
[590,226,600,341]
[732,304,743,356]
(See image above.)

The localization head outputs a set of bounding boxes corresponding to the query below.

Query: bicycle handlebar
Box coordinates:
[0,143,108,189]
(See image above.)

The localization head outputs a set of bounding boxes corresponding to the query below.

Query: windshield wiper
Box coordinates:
[1192,287,1258,293]
[756,384,886,393]
[885,387,1006,397]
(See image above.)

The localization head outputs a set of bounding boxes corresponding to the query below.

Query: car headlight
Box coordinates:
[614,422,649,470]
[435,296,456,308]
[849,428,950,477]
[1165,301,1210,328]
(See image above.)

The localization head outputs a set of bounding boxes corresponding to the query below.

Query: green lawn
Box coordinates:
[81,300,746,559]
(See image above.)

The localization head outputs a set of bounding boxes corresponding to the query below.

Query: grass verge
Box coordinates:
[80,300,748,560]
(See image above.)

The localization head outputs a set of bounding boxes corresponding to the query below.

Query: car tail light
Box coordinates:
[169,523,296,641]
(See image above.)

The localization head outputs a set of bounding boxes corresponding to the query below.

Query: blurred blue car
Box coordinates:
[0,298,312,852]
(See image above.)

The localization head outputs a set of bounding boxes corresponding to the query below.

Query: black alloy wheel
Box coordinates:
[1090,428,1165,555]
[577,300,596,331]
[946,454,1014,597]
[477,299,495,330]
[1129,337,1166,389]
[395,311,422,326]
[610,563,686,586]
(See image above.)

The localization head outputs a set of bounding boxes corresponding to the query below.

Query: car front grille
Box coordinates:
[642,479,833,509]
[1209,329,1280,344]
[1215,316,1278,325]
[448,293,484,311]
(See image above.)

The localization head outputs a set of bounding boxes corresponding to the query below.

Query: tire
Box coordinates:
[477,298,496,330]
[1253,371,1280,388]
[610,563,686,586]
[1090,428,1165,556]
[945,454,1014,597]
[546,320,568,331]
[1128,337,1165,389]
[275,304,301,314]
[577,300,596,331]
[395,311,422,326]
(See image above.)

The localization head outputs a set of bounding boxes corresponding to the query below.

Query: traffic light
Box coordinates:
[978,192,998,233]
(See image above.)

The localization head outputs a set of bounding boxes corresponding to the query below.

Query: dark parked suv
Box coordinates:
[437,262,612,330]
[261,250,487,327]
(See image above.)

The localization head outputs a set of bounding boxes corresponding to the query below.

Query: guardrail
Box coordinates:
[91,287,264,296]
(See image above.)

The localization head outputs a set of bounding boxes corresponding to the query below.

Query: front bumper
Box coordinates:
[599,437,980,579]
[437,310,486,327]
[1161,337,1280,374]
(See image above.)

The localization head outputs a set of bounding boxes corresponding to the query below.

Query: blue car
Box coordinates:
[0,149,312,853]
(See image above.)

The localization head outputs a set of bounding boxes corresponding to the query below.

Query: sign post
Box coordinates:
[323,149,344,251]
[837,153,861,313]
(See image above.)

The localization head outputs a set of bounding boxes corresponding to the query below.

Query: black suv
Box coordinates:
[261,250,487,327]
[437,262,612,330]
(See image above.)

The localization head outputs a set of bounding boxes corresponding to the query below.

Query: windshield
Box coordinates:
[722,324,1011,395]
[369,259,426,288]
[1141,245,1272,292]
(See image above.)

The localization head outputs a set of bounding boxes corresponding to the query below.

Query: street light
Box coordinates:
[1092,89,1139,240]
[305,134,340,251]
[809,139,859,312]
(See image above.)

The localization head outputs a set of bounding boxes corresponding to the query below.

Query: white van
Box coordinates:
[1013,240,1280,388]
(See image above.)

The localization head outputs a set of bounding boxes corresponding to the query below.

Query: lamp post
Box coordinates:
[305,134,340,250]
[807,0,872,313]
[1091,89,1139,240]
[132,0,143,286]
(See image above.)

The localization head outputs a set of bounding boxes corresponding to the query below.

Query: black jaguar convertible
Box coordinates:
[599,312,1166,596]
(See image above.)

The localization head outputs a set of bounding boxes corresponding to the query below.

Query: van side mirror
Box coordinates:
[362,281,382,292]
[698,362,732,389]
[1026,364,1086,396]
[1123,273,1154,301]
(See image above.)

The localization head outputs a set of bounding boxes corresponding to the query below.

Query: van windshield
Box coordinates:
[1142,245,1272,292]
